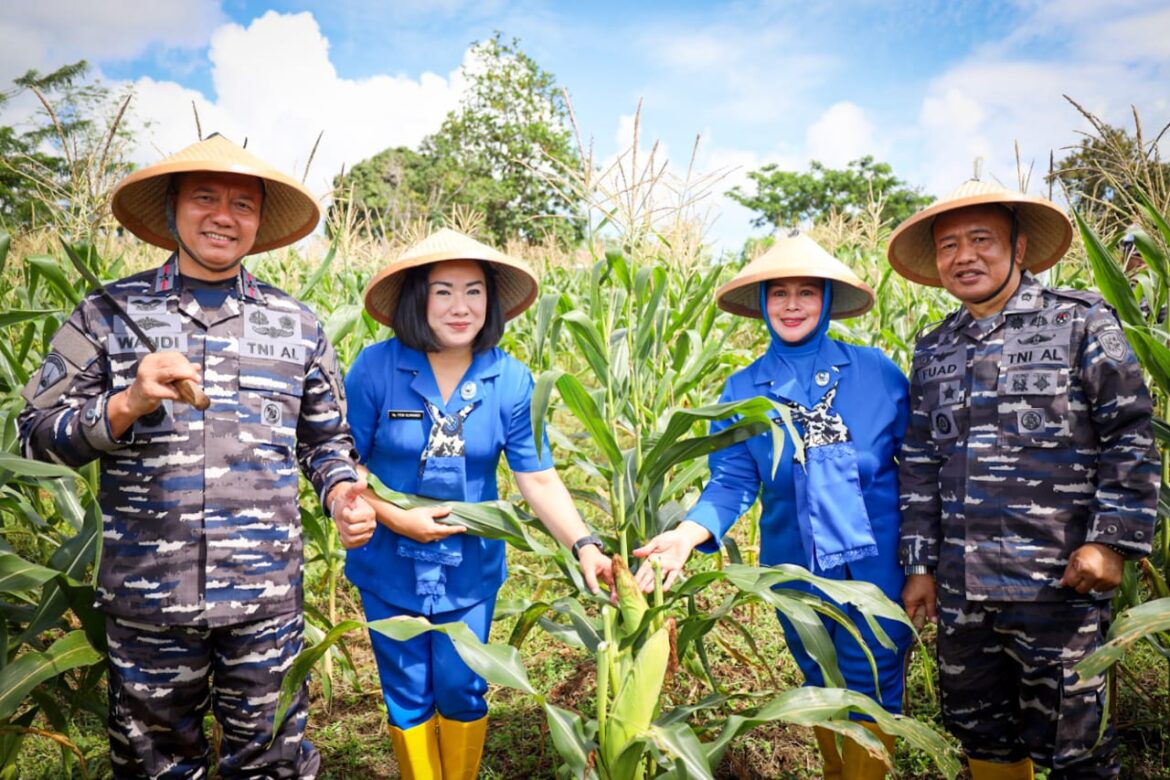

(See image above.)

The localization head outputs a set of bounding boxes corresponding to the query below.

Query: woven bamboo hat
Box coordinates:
[364,228,539,327]
[111,133,320,254]
[717,230,874,319]
[887,178,1073,286]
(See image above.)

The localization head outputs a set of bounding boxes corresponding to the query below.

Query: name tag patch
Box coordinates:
[388,410,424,420]
[242,339,304,365]
[108,332,189,354]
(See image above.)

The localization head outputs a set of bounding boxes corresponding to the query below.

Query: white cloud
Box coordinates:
[0,1,225,84]
[806,102,879,168]
[123,11,463,206]
[905,0,1170,201]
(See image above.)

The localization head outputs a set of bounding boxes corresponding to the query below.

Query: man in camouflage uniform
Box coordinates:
[888,179,1158,780]
[18,134,376,779]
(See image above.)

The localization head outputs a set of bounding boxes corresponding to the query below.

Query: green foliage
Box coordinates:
[727,155,933,230]
[1074,187,1170,684]
[330,33,584,246]
[0,234,107,777]
[1050,101,1170,242]
[0,61,138,237]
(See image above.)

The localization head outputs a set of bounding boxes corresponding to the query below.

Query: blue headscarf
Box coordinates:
[759,277,878,571]
[759,279,832,408]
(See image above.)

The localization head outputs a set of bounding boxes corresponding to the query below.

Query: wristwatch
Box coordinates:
[571,534,604,560]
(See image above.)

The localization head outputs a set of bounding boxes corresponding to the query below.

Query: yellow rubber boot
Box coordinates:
[813,726,843,780]
[967,757,1035,779]
[841,721,895,779]
[388,714,441,780]
[437,714,488,780]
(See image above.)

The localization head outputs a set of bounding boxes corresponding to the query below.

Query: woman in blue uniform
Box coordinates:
[343,228,611,780]
[633,231,911,779]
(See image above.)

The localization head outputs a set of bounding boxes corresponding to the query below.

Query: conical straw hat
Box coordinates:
[364,228,539,326]
[111,133,320,253]
[717,230,874,319]
[887,178,1072,286]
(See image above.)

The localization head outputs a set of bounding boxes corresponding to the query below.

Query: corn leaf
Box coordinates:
[1074,597,1170,679]
[366,473,554,555]
[0,630,102,721]
[543,702,594,779]
[0,552,61,594]
[677,687,961,780]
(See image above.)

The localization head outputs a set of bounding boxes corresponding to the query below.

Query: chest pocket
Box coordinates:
[997,323,1073,447]
[238,359,304,450]
[916,344,968,451]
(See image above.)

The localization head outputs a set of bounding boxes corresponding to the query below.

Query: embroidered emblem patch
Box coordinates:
[262,399,282,427]
[933,409,955,437]
[1098,329,1127,361]
[1019,409,1044,432]
[35,354,67,396]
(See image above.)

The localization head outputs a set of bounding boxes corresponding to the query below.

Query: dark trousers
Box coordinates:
[105,611,319,780]
[938,594,1117,779]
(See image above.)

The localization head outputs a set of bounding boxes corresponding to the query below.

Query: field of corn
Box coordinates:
[1,110,1169,779]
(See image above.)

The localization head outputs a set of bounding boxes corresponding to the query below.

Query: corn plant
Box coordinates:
[1072,190,1170,699]
[0,234,109,778]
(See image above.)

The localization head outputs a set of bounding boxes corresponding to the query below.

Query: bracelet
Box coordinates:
[904,564,933,576]
[571,534,604,560]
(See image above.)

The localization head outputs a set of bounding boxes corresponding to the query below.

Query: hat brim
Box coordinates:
[888,192,1073,286]
[363,242,539,327]
[111,136,320,253]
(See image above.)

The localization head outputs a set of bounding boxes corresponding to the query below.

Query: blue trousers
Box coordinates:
[359,588,496,729]
[775,577,911,715]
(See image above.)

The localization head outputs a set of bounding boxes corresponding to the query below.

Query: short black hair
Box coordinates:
[393,260,504,353]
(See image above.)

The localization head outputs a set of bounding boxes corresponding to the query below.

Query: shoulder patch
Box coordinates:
[36,354,68,395]
[1096,327,1129,361]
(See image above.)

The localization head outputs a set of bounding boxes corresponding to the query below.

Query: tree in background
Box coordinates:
[331,33,585,247]
[0,60,136,236]
[728,155,932,231]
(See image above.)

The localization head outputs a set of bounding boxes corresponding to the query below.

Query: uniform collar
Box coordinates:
[945,271,1044,341]
[399,343,503,410]
[752,335,852,406]
[151,253,267,303]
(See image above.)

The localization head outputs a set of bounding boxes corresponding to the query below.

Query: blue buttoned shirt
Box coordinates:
[343,339,552,614]
[690,337,909,586]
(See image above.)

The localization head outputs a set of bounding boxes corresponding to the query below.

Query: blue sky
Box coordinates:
[2,1,1167,250]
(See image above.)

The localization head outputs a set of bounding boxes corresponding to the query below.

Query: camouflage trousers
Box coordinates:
[937,594,1117,779]
[105,611,319,780]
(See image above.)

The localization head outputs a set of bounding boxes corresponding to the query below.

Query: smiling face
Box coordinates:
[172,171,263,280]
[932,204,1027,317]
[425,259,488,353]
[765,276,824,343]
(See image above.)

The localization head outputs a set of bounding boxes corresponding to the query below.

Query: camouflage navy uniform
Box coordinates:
[19,254,357,779]
[899,272,1158,777]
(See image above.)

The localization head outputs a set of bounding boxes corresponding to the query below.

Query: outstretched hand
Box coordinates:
[631,522,711,593]
[577,544,614,596]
